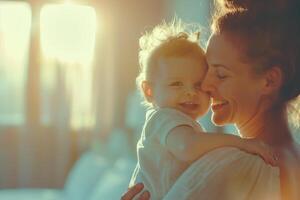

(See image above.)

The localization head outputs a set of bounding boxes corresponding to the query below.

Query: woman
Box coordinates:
[122,0,300,199]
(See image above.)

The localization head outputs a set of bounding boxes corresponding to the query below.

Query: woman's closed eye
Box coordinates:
[215,70,228,80]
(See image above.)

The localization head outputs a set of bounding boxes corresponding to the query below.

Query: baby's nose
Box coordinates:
[185,87,197,96]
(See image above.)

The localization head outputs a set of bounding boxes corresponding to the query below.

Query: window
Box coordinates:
[0,2,31,125]
[40,4,97,129]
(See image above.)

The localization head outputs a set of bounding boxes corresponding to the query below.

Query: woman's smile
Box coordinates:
[202,33,268,127]
[211,100,228,111]
[210,97,235,126]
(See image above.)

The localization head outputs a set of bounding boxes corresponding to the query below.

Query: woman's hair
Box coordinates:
[212,0,300,128]
[137,19,205,107]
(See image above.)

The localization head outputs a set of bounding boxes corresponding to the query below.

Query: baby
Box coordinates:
[129,19,276,200]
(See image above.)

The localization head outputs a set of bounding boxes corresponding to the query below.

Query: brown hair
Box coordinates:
[212,0,300,127]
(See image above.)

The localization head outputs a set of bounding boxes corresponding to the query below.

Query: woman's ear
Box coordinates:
[261,66,283,95]
[142,81,153,102]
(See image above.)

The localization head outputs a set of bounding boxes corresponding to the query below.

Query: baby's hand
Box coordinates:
[243,139,278,166]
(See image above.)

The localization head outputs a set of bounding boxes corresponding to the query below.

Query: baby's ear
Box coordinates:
[142,81,153,102]
[261,66,283,95]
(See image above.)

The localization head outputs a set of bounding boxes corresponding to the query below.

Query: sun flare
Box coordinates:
[40,4,97,64]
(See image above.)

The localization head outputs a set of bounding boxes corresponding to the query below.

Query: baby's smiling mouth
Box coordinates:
[179,102,199,110]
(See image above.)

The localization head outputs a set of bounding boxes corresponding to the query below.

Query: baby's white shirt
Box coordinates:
[129,108,203,200]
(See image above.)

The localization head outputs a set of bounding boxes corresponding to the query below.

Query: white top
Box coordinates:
[163,147,281,200]
[129,108,203,200]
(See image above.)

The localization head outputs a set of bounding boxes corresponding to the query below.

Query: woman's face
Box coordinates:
[202,33,265,127]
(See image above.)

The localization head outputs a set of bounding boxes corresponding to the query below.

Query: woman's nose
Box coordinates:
[201,74,214,95]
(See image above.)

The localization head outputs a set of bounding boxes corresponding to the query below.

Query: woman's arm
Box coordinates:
[165,125,276,165]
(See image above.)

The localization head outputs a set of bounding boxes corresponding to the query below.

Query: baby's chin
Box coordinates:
[186,112,203,121]
[192,109,210,120]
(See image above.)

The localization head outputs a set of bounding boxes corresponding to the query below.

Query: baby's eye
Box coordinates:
[169,81,183,87]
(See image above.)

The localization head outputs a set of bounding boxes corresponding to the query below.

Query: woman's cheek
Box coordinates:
[217,81,234,99]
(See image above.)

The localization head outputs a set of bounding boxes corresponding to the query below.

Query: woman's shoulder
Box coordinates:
[185,147,280,185]
[278,142,300,199]
[191,146,279,169]
[279,141,300,170]
[164,147,280,200]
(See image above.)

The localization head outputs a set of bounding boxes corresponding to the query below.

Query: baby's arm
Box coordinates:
[165,126,276,165]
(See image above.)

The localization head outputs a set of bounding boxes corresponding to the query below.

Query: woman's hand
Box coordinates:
[121,183,150,200]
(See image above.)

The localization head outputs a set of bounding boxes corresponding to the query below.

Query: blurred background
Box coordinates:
[0,0,298,200]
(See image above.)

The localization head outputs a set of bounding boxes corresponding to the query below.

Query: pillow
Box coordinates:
[0,189,62,200]
[88,158,136,200]
[63,151,109,200]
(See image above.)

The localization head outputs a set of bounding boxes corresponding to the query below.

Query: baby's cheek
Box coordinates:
[203,92,210,104]
[199,92,211,113]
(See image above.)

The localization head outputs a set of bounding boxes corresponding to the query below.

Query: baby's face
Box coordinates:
[151,56,210,119]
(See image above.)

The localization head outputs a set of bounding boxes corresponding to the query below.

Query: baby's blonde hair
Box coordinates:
[137,19,206,108]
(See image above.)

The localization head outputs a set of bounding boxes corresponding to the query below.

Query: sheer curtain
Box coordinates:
[0,1,100,188]
[0,0,167,188]
[0,1,32,187]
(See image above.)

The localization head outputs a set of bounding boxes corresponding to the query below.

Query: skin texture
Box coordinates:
[143,50,277,168]
[203,33,300,200]
[143,55,210,120]
[121,33,300,200]
[203,34,267,127]
[121,183,150,200]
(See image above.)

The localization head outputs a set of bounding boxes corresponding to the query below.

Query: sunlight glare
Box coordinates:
[40,4,97,64]
[0,2,31,125]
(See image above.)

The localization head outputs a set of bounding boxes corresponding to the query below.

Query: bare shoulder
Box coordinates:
[282,142,300,166]
[278,142,300,200]
[293,142,300,160]
[278,142,300,174]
